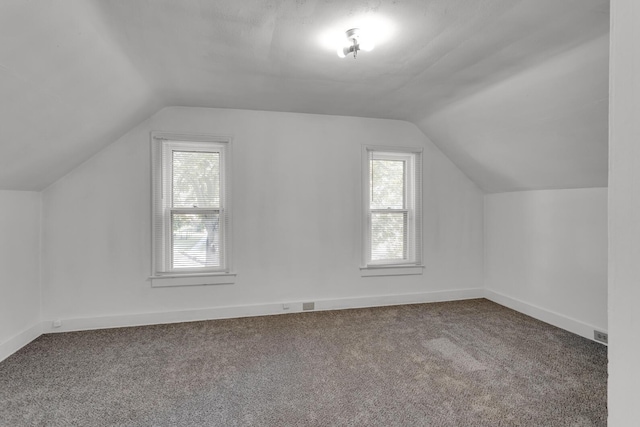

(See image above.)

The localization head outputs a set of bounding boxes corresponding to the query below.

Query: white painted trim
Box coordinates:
[150,132,234,278]
[484,289,607,345]
[361,144,424,269]
[3,288,603,363]
[360,265,424,277]
[313,288,483,311]
[0,322,43,363]
[150,272,236,287]
[41,288,484,334]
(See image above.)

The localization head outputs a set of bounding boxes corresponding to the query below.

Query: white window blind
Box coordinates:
[152,136,231,276]
[363,147,422,267]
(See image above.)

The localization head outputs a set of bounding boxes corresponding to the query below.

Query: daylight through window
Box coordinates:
[364,147,422,267]
[152,136,231,276]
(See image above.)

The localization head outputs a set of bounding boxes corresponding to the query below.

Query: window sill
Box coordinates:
[360,265,424,277]
[150,272,236,288]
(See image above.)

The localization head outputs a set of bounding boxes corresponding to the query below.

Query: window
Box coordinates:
[151,134,234,287]
[362,146,423,275]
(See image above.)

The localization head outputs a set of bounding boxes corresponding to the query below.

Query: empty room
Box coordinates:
[1,0,639,425]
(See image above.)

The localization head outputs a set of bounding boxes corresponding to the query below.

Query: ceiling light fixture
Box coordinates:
[337,28,374,59]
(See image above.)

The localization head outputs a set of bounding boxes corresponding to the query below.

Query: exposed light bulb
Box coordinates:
[335,28,375,58]
[319,16,394,58]
[359,39,375,52]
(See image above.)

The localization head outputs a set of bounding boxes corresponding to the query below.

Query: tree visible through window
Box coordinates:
[364,147,422,267]
[371,158,407,261]
[171,151,221,269]
[152,137,230,275]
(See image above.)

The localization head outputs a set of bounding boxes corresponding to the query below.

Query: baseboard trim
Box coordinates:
[0,322,43,363]
[484,289,607,344]
[42,288,485,334]
[314,288,484,311]
[3,288,604,362]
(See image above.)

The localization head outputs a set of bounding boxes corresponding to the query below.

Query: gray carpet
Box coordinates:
[0,299,607,426]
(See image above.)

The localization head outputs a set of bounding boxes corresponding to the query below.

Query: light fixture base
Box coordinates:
[337,28,373,59]
[345,28,361,41]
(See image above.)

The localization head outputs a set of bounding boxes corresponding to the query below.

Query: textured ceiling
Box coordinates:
[0,0,609,191]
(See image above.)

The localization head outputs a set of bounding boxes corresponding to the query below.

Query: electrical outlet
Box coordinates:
[302,302,315,311]
[52,319,62,328]
[594,330,608,344]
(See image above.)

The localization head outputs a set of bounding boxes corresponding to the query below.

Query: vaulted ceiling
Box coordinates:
[0,0,609,192]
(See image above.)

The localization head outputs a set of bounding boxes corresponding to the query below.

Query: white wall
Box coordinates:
[0,190,41,361]
[484,188,608,339]
[609,0,640,423]
[41,107,484,329]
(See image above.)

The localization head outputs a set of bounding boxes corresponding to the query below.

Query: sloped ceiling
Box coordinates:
[0,0,609,191]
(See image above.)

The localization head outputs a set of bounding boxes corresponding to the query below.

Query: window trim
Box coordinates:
[361,145,423,275]
[150,132,235,287]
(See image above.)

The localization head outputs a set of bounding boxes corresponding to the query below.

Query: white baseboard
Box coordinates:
[314,288,484,311]
[4,288,602,364]
[484,289,607,344]
[41,288,485,334]
[0,322,43,363]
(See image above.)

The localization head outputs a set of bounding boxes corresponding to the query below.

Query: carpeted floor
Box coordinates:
[0,299,607,426]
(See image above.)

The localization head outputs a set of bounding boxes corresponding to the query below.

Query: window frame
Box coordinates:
[150,132,235,287]
[361,145,423,276]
